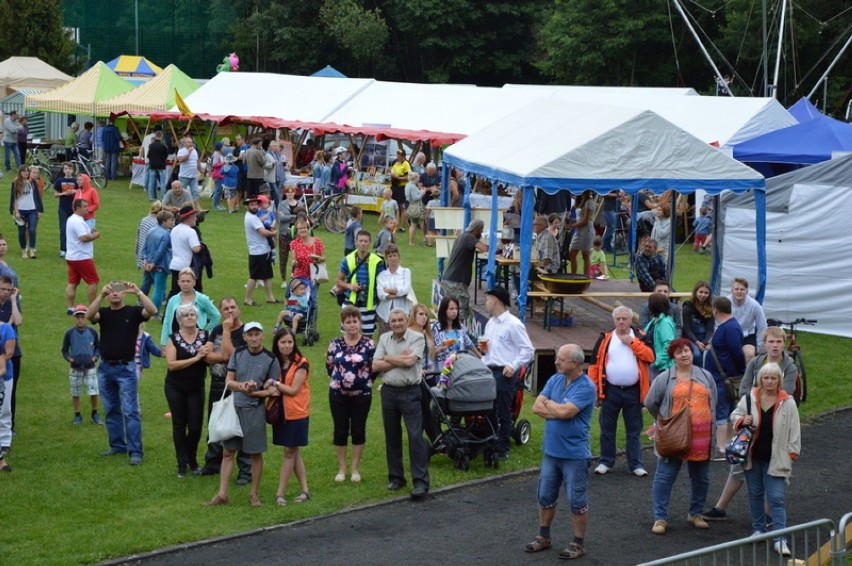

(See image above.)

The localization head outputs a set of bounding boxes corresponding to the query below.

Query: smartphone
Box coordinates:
[111,282,127,293]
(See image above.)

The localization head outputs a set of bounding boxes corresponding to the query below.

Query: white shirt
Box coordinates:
[375,266,412,322]
[244,212,270,255]
[169,222,200,271]
[605,330,640,386]
[482,310,534,371]
[177,147,198,178]
[66,214,94,261]
[728,293,767,348]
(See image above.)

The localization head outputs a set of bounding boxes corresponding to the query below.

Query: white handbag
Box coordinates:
[208,387,243,443]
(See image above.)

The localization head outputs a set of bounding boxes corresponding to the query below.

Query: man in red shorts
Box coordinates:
[65,199,101,314]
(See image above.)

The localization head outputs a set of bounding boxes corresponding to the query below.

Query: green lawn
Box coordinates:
[1,181,849,564]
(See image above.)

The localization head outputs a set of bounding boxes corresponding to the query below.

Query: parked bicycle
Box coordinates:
[298,190,353,233]
[25,148,55,187]
[766,317,816,403]
[71,151,107,189]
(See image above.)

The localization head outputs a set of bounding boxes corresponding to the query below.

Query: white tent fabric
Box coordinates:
[323,81,543,137]
[503,83,699,97]
[0,56,72,96]
[443,99,766,313]
[719,153,852,338]
[174,72,374,122]
[536,89,796,146]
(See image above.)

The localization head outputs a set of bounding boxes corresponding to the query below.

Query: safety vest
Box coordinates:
[346,251,382,310]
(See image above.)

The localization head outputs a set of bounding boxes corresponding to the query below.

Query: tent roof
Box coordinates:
[105,55,163,78]
[24,62,135,115]
[97,64,199,114]
[731,114,852,165]
[502,83,699,96]
[443,99,765,194]
[0,56,72,94]
[788,97,823,123]
[311,65,347,78]
[175,72,374,122]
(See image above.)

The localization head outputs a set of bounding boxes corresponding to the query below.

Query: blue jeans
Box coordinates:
[598,383,644,471]
[180,176,199,199]
[4,142,20,171]
[537,454,589,511]
[212,178,223,209]
[98,361,143,457]
[105,152,119,180]
[58,207,71,252]
[744,459,787,538]
[714,376,731,424]
[148,269,168,313]
[146,168,167,201]
[602,210,617,251]
[652,457,710,520]
[16,209,39,249]
[140,269,154,296]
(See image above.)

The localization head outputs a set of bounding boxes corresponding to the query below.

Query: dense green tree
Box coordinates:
[0,0,82,74]
[320,0,389,76]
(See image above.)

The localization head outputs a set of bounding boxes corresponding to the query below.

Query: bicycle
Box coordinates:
[766,317,816,403]
[302,191,352,233]
[71,151,107,189]
[25,148,55,187]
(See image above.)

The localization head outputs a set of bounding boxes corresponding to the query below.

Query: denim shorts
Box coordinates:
[537,454,590,512]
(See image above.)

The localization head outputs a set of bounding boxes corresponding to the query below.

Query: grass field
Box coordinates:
[1,180,849,564]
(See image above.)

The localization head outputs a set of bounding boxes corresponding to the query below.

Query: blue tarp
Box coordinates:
[732,112,852,165]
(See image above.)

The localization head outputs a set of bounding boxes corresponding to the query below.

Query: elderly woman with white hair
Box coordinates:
[164,303,213,477]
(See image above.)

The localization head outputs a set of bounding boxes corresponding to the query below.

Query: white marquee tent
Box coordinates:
[443,99,767,313]
[718,153,852,338]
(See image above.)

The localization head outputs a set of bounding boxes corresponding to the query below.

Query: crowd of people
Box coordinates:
[0,134,802,561]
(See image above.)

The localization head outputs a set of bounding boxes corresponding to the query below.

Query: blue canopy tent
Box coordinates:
[787,97,823,123]
[442,100,767,315]
[311,65,347,78]
[732,112,852,166]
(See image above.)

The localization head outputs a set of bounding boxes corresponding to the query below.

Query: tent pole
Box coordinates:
[670,0,733,97]
[167,120,180,151]
[806,30,852,100]
[770,0,788,99]
[125,116,144,150]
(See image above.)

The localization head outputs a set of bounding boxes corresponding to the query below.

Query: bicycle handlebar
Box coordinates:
[767,318,817,327]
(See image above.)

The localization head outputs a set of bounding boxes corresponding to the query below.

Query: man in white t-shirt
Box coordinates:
[168,205,201,296]
[65,199,101,313]
[243,197,277,305]
[176,137,200,209]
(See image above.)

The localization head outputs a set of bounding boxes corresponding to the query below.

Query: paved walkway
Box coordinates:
[115,408,852,566]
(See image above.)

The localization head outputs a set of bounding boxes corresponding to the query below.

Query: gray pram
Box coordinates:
[428,352,500,471]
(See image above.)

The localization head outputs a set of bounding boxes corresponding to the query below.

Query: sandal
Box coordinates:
[204,494,229,507]
[558,542,585,560]
[243,300,258,307]
[524,535,552,553]
[266,299,282,304]
[294,491,310,503]
[250,495,263,507]
[275,495,287,506]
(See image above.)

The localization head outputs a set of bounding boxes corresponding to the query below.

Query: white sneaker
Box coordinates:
[632,467,648,477]
[593,464,610,475]
[773,540,791,557]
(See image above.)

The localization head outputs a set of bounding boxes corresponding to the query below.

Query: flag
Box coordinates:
[174,89,192,116]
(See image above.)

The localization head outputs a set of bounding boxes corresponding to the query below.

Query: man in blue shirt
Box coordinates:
[524,343,596,561]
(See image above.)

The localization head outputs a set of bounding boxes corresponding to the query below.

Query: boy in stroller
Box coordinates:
[275,277,319,345]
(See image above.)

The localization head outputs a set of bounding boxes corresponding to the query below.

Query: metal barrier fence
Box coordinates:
[636,515,852,566]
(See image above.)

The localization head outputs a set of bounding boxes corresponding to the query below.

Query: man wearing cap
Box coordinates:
[372,308,429,499]
[481,285,534,461]
[201,297,253,484]
[206,321,278,507]
[65,199,101,313]
[169,205,202,296]
[441,219,489,324]
[243,197,278,305]
[244,138,266,199]
[86,281,157,465]
[337,229,385,336]
[162,180,194,214]
[176,137,201,209]
[145,129,169,202]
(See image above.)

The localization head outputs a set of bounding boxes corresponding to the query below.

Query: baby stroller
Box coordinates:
[281,276,319,346]
[428,352,501,471]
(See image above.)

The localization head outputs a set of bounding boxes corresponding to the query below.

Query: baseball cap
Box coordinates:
[72,304,88,316]
[244,196,260,205]
[243,321,264,333]
[334,146,347,155]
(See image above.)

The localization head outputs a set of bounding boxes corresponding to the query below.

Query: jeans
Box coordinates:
[148,270,168,313]
[652,457,710,520]
[381,384,430,489]
[146,168,167,201]
[267,181,281,210]
[105,152,119,180]
[744,459,787,538]
[58,207,71,252]
[714,376,731,424]
[212,178,223,209]
[180,176,199,200]
[598,383,644,470]
[98,361,143,457]
[16,209,39,249]
[602,209,617,251]
[4,142,20,171]
[537,455,590,511]
[164,379,205,469]
[140,269,154,296]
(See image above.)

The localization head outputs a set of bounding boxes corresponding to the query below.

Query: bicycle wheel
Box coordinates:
[790,348,807,403]
[323,204,351,233]
[37,166,53,187]
[88,161,107,189]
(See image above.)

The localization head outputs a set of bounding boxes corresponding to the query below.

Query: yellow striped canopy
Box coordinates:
[96,64,199,114]
[24,62,135,115]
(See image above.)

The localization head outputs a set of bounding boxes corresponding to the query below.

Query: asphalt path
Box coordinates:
[112,408,852,566]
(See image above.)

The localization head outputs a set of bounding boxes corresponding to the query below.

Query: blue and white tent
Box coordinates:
[442,99,767,313]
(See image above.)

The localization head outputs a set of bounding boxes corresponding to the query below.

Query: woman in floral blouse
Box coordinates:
[326,306,375,484]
